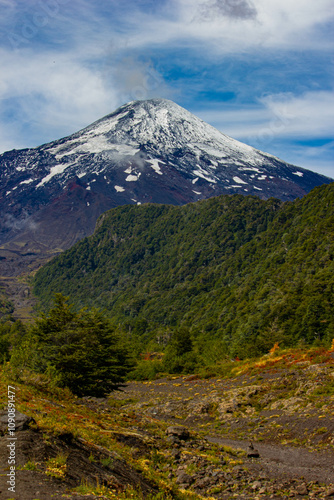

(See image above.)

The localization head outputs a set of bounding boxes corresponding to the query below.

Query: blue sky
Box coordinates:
[0,0,333,177]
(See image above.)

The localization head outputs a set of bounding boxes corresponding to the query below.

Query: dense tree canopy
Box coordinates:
[33,184,334,358]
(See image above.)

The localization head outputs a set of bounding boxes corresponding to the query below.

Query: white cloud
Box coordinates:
[195,90,334,177]
[259,91,334,137]
[120,0,334,53]
[196,90,334,140]
[0,0,332,180]
[0,47,120,150]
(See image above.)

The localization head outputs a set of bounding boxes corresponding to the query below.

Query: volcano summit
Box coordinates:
[0,98,332,251]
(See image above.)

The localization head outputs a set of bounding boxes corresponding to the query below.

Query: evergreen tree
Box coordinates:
[162,327,197,373]
[31,294,133,396]
[171,327,193,356]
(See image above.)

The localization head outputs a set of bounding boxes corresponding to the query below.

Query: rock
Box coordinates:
[217,385,262,417]
[166,426,190,440]
[251,480,262,490]
[233,465,242,472]
[194,477,211,489]
[218,400,238,414]
[295,484,308,495]
[112,430,153,449]
[184,374,199,381]
[166,435,181,446]
[247,442,260,458]
[269,397,304,412]
[0,410,36,433]
[176,472,193,485]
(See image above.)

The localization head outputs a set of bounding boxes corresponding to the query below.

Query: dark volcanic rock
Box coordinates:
[166,425,191,440]
[0,410,36,434]
[247,441,260,458]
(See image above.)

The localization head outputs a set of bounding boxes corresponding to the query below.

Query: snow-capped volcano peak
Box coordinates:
[0,98,332,250]
[48,98,258,164]
[36,97,292,190]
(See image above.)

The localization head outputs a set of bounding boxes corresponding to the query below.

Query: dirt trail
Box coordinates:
[206,436,334,485]
[113,372,334,487]
[1,369,334,499]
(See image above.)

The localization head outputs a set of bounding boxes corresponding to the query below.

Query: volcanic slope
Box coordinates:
[1,98,332,252]
[33,183,334,357]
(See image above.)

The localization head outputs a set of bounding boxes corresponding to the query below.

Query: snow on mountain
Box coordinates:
[0,98,332,250]
[35,99,293,189]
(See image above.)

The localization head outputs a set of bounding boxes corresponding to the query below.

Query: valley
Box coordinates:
[1,347,334,499]
[0,98,333,499]
[0,245,57,322]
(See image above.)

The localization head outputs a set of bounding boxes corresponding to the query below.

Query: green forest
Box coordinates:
[0,295,133,396]
[32,183,334,363]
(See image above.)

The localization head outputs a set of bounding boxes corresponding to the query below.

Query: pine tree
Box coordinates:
[31,294,133,396]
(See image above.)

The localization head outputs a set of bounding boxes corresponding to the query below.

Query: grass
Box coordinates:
[100,456,115,467]
[108,397,139,408]
[0,343,333,498]
[73,479,121,499]
[45,453,68,479]
[127,345,334,383]
[310,382,334,397]
[315,427,328,435]
[219,444,246,457]
[20,460,40,471]
[0,365,211,499]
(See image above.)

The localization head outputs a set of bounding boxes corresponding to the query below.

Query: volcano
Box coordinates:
[0,98,332,251]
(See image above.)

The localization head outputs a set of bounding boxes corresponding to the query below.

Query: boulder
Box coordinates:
[295,484,308,495]
[247,442,260,458]
[166,426,190,440]
[0,410,35,434]
[176,471,193,486]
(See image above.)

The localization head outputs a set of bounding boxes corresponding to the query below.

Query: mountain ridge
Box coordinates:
[1,98,332,252]
[33,183,334,357]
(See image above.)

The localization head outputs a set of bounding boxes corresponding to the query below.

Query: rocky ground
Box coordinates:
[0,353,333,499]
[0,245,57,321]
[109,358,334,498]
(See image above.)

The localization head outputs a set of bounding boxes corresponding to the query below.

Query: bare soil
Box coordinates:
[111,368,334,495]
[0,427,157,500]
[0,246,56,322]
[0,364,333,499]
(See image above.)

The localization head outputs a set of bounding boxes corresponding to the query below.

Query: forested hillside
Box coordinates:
[33,183,334,358]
